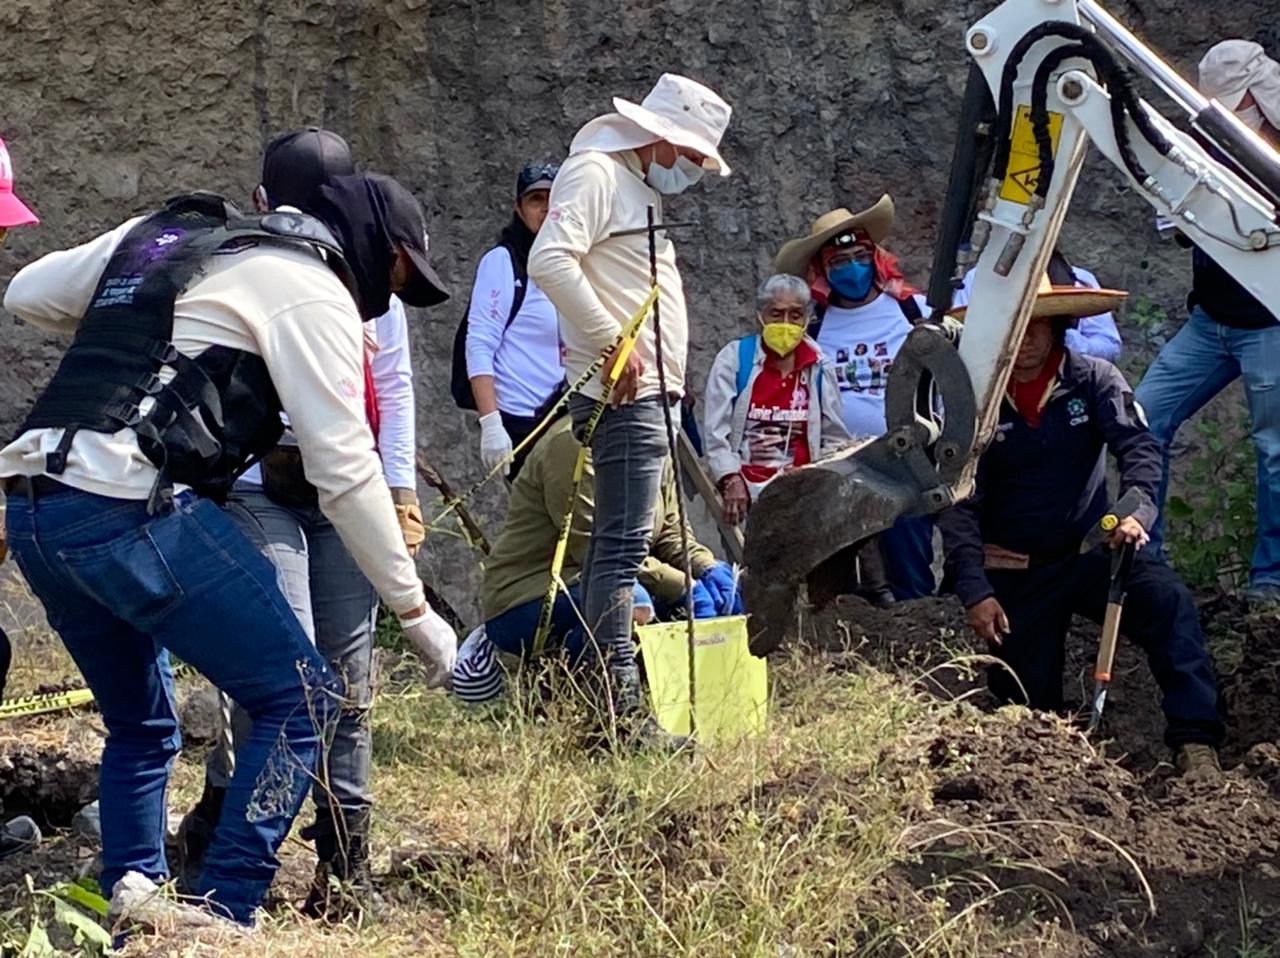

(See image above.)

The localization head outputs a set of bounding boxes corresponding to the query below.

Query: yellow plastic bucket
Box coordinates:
[637,615,768,742]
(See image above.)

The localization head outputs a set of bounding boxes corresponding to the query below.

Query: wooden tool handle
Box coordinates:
[1094,602,1123,682]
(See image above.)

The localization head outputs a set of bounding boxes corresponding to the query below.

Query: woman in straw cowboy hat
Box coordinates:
[775,196,935,602]
[938,276,1225,780]
[527,74,732,742]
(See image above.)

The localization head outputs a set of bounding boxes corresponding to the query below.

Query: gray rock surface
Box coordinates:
[0,0,1272,619]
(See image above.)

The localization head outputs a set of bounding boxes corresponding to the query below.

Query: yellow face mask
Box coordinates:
[761,322,804,357]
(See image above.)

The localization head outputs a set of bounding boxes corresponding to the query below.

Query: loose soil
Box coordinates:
[0,594,1276,954]
[804,593,1280,955]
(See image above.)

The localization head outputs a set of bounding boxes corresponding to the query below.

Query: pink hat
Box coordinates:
[0,139,39,229]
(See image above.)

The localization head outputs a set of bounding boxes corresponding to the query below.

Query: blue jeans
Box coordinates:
[209,486,378,828]
[486,586,586,661]
[882,516,936,600]
[569,394,668,715]
[1135,306,1280,589]
[5,487,337,924]
[985,549,1222,748]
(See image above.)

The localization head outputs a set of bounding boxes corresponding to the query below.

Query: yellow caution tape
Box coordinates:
[0,688,95,721]
[0,661,198,722]
[428,286,661,547]
[532,289,659,655]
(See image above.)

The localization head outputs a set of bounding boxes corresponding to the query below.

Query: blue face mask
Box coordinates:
[828,260,875,301]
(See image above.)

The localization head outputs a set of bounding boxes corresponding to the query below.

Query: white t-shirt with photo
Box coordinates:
[814,294,925,440]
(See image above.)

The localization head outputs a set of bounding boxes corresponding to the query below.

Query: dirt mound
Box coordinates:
[797,594,1280,954]
[804,592,1280,773]
[882,704,1280,956]
[0,726,100,826]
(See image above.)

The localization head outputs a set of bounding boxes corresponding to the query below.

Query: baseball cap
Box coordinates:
[261,128,355,212]
[515,161,560,199]
[0,138,39,229]
[365,173,450,307]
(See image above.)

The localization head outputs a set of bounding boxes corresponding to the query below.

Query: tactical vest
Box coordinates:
[18,192,356,512]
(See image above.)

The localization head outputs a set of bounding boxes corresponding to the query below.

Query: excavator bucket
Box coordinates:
[741,437,917,655]
[742,323,978,655]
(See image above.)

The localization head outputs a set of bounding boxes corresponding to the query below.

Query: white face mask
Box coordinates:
[645,154,706,195]
[1237,104,1265,131]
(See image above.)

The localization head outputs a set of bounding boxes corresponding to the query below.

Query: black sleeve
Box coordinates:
[1092,364,1161,531]
[937,462,995,609]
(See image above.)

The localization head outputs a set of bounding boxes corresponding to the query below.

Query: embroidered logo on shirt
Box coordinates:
[338,377,359,400]
[1067,397,1089,427]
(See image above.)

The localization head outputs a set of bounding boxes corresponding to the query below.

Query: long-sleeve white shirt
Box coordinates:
[369,298,417,489]
[240,296,417,490]
[464,245,563,418]
[0,218,425,615]
[953,266,1123,362]
[528,149,689,402]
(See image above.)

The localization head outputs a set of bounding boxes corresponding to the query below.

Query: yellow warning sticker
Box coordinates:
[999,105,1064,204]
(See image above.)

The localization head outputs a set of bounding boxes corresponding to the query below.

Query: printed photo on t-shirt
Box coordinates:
[833,340,893,395]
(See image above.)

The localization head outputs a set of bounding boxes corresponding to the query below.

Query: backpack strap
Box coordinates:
[500,241,529,332]
[735,334,758,398]
[807,303,827,340]
[897,296,923,323]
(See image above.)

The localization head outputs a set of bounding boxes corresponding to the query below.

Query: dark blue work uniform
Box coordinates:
[938,350,1223,748]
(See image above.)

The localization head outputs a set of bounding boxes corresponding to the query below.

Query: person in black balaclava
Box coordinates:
[176,130,449,922]
[0,166,453,926]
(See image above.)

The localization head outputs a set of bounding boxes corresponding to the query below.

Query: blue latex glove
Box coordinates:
[700,562,743,616]
[687,581,717,619]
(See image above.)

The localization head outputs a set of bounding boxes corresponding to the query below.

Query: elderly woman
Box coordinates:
[704,274,851,523]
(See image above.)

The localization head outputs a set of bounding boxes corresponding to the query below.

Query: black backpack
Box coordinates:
[450,242,529,411]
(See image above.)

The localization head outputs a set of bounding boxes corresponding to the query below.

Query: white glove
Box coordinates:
[478,411,513,472]
[401,607,458,689]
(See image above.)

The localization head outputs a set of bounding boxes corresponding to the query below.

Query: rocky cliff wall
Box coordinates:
[0,0,1272,617]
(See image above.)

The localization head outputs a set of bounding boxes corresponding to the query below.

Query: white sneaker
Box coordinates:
[108,871,243,935]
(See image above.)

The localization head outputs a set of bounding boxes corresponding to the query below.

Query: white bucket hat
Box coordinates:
[1199,39,1280,127]
[570,74,733,176]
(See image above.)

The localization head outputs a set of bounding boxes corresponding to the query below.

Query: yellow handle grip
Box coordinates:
[1100,514,1119,532]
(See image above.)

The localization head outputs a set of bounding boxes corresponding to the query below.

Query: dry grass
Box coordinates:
[0,595,1071,958]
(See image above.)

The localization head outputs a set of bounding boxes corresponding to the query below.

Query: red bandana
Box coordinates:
[1007,347,1064,428]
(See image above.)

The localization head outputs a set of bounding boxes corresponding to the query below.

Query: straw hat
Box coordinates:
[948,273,1127,321]
[774,195,895,278]
[571,74,733,175]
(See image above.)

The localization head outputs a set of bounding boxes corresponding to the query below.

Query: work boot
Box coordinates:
[626,715,690,754]
[175,779,225,894]
[1175,743,1222,782]
[300,808,381,922]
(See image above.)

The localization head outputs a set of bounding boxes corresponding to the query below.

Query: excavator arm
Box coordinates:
[743,0,1280,654]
